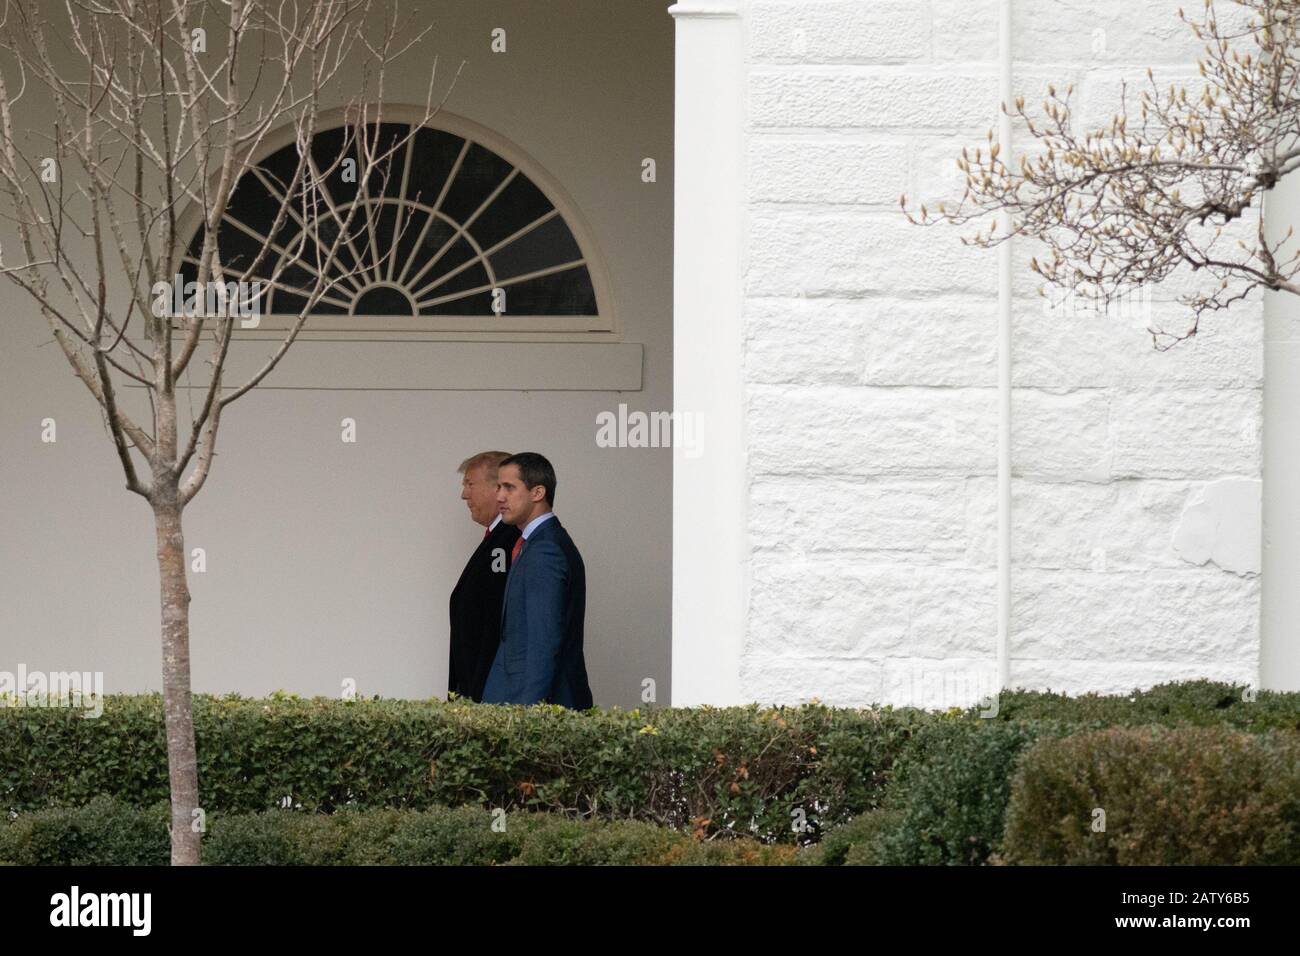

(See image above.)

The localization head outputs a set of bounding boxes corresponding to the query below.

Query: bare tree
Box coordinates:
[0,0,461,864]
[902,0,1299,349]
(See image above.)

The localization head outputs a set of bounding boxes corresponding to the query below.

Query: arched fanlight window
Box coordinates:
[179,109,612,334]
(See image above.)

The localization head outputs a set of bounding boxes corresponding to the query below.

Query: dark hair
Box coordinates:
[500,452,556,506]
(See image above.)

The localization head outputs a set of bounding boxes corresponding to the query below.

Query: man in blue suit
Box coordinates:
[481,452,593,709]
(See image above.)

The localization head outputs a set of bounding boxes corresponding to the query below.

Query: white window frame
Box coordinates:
[174,104,619,342]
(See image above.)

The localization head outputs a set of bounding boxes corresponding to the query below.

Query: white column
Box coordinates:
[668,0,747,705]
[1262,159,1300,691]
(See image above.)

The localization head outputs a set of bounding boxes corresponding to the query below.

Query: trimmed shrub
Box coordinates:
[0,694,929,841]
[7,710,1297,866]
[1002,726,1300,865]
[863,718,1073,865]
[798,806,905,866]
[812,679,1300,866]
[0,795,170,866]
[201,809,329,865]
[507,817,686,866]
[968,679,1299,733]
[2,681,1293,854]
[841,809,907,866]
[386,805,529,865]
[658,837,801,866]
[1,799,790,865]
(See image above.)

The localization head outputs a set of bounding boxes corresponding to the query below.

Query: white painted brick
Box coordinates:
[1008,69,1085,106]
[748,384,999,477]
[740,655,886,707]
[745,296,998,387]
[748,561,995,660]
[1171,478,1261,575]
[931,1,1254,68]
[746,211,997,297]
[749,1,927,63]
[749,477,972,559]
[1013,477,1195,569]
[744,297,869,385]
[912,82,1076,208]
[860,298,999,386]
[735,0,1266,705]
[965,475,1000,568]
[1012,302,1263,389]
[931,0,999,63]
[749,69,1001,130]
[749,137,909,205]
[748,561,912,657]
[1012,569,1258,662]
[1013,1,1210,65]
[912,137,980,211]
[1011,389,1112,481]
[1109,388,1260,477]
[1078,66,1204,131]
[905,568,999,657]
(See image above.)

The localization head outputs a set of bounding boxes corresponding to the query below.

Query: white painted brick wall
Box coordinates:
[741,0,1262,708]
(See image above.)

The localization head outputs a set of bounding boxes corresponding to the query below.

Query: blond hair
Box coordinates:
[457,451,512,481]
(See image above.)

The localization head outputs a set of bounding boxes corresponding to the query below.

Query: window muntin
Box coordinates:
[180,117,610,334]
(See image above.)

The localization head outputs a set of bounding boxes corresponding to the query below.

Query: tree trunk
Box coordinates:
[153,494,201,865]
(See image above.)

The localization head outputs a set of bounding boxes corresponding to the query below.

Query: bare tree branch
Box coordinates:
[902,0,1300,348]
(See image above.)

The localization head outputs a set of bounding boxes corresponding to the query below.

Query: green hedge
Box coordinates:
[1001,726,1300,865]
[0,796,170,866]
[0,694,932,841]
[2,680,1295,852]
[0,798,800,866]
[798,680,1298,866]
[798,718,1073,865]
[12,723,1295,865]
[860,718,1072,865]
[968,681,1300,732]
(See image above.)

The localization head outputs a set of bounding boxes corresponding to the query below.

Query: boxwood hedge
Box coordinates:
[2,680,1294,857]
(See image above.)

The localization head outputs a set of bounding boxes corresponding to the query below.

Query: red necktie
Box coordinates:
[511,537,524,562]
[483,527,490,540]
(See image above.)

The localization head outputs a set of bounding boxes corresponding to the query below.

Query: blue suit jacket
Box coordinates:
[481,515,593,709]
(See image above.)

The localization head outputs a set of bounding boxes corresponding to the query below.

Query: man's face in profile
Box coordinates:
[496,463,537,528]
[460,465,500,527]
